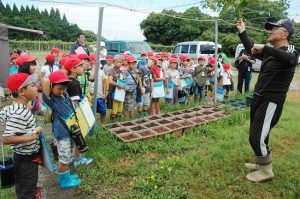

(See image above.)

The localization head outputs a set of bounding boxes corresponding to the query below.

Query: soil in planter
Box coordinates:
[120,133,139,141]
[192,107,202,111]
[145,122,158,128]
[179,120,193,126]
[173,116,184,121]
[183,114,193,119]
[135,119,148,124]
[114,128,130,134]
[204,111,214,115]
[139,131,154,137]
[130,125,145,131]
[212,108,221,112]
[122,122,135,127]
[183,110,193,113]
[149,116,161,120]
[166,123,182,130]
[161,114,171,118]
[192,118,206,124]
[196,112,204,116]
[107,123,120,129]
[158,119,171,124]
[152,127,169,134]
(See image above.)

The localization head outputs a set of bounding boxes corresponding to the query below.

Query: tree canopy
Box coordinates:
[140,0,299,56]
[0,0,97,42]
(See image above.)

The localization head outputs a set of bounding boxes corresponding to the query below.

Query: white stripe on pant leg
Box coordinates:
[260,102,277,156]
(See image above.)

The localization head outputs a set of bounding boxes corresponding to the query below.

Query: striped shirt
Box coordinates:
[0,103,40,155]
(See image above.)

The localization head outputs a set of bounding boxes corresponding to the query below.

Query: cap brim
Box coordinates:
[19,74,38,89]
[53,79,71,84]
[265,22,282,30]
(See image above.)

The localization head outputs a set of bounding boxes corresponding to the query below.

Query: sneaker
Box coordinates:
[74,156,93,167]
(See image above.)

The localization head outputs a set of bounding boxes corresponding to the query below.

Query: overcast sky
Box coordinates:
[2,0,300,40]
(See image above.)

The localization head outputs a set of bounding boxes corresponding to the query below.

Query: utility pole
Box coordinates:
[214,19,218,104]
[92,7,104,133]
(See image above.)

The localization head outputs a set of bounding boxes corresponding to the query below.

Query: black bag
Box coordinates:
[230,79,234,91]
[128,71,143,96]
[106,91,113,109]
[178,89,187,98]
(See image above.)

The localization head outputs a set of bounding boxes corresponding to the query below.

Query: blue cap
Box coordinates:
[265,19,294,36]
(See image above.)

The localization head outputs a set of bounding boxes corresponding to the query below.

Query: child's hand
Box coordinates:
[117,84,123,89]
[166,89,170,94]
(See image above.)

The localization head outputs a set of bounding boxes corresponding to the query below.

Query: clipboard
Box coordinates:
[112,79,127,102]
[153,80,165,98]
[40,132,55,172]
[165,80,174,99]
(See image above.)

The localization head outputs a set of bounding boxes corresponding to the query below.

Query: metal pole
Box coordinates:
[92,7,104,133]
[214,19,218,105]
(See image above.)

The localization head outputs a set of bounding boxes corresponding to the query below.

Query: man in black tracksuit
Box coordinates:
[236,18,299,182]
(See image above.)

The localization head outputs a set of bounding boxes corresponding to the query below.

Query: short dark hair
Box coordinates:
[18,61,37,75]
[44,60,54,67]
[77,32,84,38]
[52,81,69,88]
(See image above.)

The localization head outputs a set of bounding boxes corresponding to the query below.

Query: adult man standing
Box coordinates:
[70,33,90,55]
[235,48,256,94]
[236,18,299,183]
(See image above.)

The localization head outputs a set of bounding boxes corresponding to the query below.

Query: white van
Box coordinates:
[234,44,262,71]
[172,41,216,62]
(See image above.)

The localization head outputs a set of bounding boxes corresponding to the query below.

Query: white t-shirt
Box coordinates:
[223,70,233,85]
[96,69,105,98]
[165,68,180,85]
[40,64,59,78]
[93,47,107,61]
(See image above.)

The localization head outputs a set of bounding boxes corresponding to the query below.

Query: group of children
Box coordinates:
[1,47,234,198]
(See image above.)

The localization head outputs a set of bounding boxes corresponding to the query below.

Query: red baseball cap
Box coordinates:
[169,57,177,63]
[106,55,114,60]
[148,51,154,56]
[49,70,70,84]
[77,53,90,60]
[171,54,177,58]
[198,54,205,60]
[150,56,158,62]
[7,73,38,92]
[180,55,189,62]
[59,57,68,67]
[155,55,163,60]
[51,48,60,54]
[141,51,147,56]
[223,63,230,71]
[10,53,20,59]
[127,56,137,63]
[123,54,130,60]
[208,57,216,65]
[45,54,56,61]
[161,52,168,57]
[64,58,83,72]
[89,54,96,63]
[16,55,37,66]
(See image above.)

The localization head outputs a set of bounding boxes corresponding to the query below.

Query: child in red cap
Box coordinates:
[42,70,81,189]
[123,56,144,117]
[108,55,126,121]
[178,56,193,104]
[41,54,59,79]
[161,52,169,73]
[150,56,165,115]
[51,48,60,65]
[103,55,114,75]
[222,63,233,99]
[165,57,180,104]
[65,57,94,167]
[9,53,20,75]
[137,52,148,70]
[1,73,42,198]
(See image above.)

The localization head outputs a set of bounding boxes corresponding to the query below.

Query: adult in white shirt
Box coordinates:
[40,54,59,79]
[91,41,107,66]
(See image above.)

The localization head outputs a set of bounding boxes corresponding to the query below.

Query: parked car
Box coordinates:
[105,40,152,61]
[172,41,216,63]
[233,44,262,72]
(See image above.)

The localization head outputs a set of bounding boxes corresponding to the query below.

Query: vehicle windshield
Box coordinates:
[200,44,215,54]
[128,42,152,54]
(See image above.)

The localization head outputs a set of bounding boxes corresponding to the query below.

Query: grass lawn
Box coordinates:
[1,55,299,198]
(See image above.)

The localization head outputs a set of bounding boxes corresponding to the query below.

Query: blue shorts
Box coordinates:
[136,94,142,104]
[96,98,107,117]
